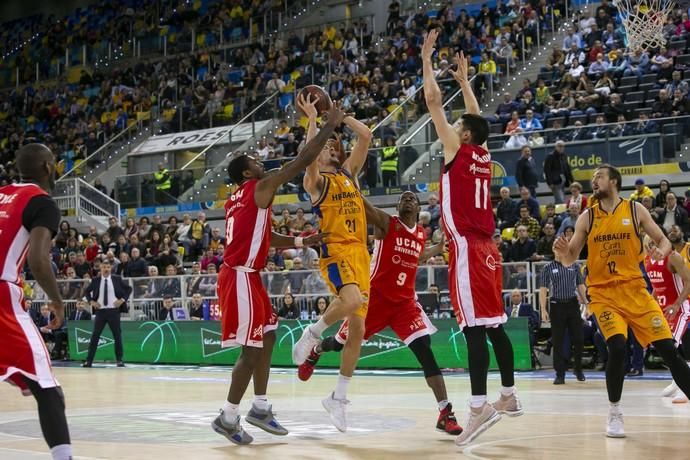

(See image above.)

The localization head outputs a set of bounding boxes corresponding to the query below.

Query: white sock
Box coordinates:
[253,395,270,411]
[334,374,351,400]
[500,386,516,396]
[438,399,450,411]
[470,395,487,408]
[51,444,72,460]
[310,318,328,337]
[222,401,240,422]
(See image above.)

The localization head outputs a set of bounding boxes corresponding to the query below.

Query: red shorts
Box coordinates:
[336,294,437,345]
[0,282,58,395]
[670,300,690,344]
[447,236,505,330]
[219,267,278,348]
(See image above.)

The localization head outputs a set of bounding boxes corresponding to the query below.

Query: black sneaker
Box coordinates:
[553,375,565,385]
[81,362,92,368]
[116,361,125,367]
[626,369,643,377]
[575,370,586,382]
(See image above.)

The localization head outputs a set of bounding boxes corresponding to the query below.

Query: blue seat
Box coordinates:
[279,93,294,111]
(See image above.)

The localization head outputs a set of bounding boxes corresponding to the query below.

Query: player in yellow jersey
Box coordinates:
[554,164,690,438]
[291,94,372,432]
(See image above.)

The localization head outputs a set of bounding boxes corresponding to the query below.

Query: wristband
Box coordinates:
[294,237,304,248]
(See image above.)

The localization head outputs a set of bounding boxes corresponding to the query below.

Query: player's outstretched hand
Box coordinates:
[650,245,666,261]
[48,300,65,330]
[324,101,346,127]
[304,232,330,247]
[552,234,569,258]
[663,301,681,323]
[421,28,439,62]
[297,92,319,121]
[448,51,469,84]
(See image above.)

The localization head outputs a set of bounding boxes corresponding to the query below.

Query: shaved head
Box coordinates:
[16,143,56,192]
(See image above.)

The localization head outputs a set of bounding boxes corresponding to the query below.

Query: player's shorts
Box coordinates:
[589,278,673,347]
[335,292,437,345]
[219,265,278,348]
[447,236,505,330]
[0,282,59,395]
[320,243,370,318]
[669,300,690,345]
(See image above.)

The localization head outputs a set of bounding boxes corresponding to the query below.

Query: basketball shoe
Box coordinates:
[436,403,463,435]
[293,326,322,365]
[672,390,689,404]
[298,348,322,381]
[491,392,524,417]
[245,404,289,435]
[606,405,625,438]
[662,380,678,397]
[455,403,502,447]
[322,392,349,432]
[211,411,253,445]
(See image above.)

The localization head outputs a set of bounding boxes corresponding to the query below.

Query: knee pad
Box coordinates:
[408,335,442,378]
[606,334,627,358]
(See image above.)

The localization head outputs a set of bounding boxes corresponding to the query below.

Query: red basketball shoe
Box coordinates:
[437,403,463,435]
[297,347,322,381]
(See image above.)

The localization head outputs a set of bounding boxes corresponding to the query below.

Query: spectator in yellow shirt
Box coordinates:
[629,178,655,202]
[476,52,497,99]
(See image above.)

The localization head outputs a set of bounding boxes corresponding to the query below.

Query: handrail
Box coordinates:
[57,122,139,182]
[76,178,116,204]
[180,90,280,170]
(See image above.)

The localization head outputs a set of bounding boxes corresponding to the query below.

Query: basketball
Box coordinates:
[298,85,332,115]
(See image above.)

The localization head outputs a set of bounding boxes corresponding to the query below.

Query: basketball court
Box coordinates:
[1,365,689,459]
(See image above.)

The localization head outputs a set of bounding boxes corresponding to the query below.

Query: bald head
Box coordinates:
[16,143,56,191]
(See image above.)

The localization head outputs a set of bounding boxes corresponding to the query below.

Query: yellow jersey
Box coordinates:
[586,198,645,288]
[680,242,690,268]
[312,170,367,256]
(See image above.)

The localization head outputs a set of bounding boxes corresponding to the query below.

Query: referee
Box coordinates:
[539,255,588,384]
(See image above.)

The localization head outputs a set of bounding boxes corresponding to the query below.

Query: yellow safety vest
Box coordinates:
[154,169,171,191]
[381,146,399,172]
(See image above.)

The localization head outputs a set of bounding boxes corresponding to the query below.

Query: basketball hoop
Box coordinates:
[613,0,676,51]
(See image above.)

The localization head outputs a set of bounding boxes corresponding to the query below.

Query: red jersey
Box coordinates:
[645,255,684,307]
[0,183,57,285]
[440,143,495,240]
[370,216,426,303]
[223,179,272,270]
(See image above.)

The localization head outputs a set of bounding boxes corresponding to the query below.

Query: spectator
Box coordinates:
[277,209,294,229]
[541,203,563,230]
[609,114,634,137]
[94,178,107,195]
[590,115,609,139]
[302,259,329,294]
[508,225,537,262]
[292,208,308,232]
[505,289,539,354]
[286,257,309,293]
[557,203,582,236]
[491,92,518,123]
[656,192,689,235]
[629,178,654,202]
[72,252,91,279]
[157,295,179,321]
[515,205,542,240]
[68,300,92,321]
[535,222,557,261]
[519,109,543,132]
[426,194,441,229]
[496,187,518,230]
[603,93,628,123]
[515,146,540,198]
[186,212,211,259]
[106,216,124,241]
[543,140,574,204]
[651,89,673,118]
[314,296,330,318]
[186,262,203,296]
[633,113,659,134]
[208,228,226,252]
[381,137,399,187]
[137,217,151,242]
[189,293,205,320]
[504,111,527,149]
[655,180,671,210]
[123,218,138,240]
[159,265,181,298]
[514,186,541,221]
[198,264,218,297]
[278,293,300,319]
[566,182,588,213]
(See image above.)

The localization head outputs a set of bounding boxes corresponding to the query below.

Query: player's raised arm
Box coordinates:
[448,51,481,116]
[362,196,390,236]
[301,94,326,198]
[553,209,591,266]
[270,231,327,249]
[256,100,345,208]
[342,116,372,178]
[422,28,460,162]
[635,201,672,260]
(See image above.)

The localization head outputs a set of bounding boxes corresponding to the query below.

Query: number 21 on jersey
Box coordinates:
[475,178,489,210]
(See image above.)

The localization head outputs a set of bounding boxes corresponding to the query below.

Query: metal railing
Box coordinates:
[53,178,121,228]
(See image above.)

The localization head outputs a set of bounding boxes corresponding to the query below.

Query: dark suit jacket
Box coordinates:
[68,309,92,321]
[656,206,689,236]
[84,274,133,313]
[505,303,539,329]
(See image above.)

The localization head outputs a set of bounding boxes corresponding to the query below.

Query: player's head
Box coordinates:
[668,224,685,244]
[317,134,346,169]
[227,153,265,184]
[397,191,421,218]
[591,164,621,199]
[457,113,490,146]
[16,143,57,192]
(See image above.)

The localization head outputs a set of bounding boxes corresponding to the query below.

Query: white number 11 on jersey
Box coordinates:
[475,178,489,209]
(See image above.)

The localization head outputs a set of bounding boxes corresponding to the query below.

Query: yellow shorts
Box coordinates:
[320,244,370,318]
[589,279,672,347]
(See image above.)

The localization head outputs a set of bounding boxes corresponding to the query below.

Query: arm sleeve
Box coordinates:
[22,195,60,236]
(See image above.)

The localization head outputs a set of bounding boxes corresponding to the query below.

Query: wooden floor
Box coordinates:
[1,365,690,459]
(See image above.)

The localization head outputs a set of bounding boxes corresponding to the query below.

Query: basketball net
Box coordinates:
[613,0,675,50]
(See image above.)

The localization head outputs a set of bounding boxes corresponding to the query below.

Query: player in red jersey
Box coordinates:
[644,233,690,403]
[211,98,345,445]
[0,144,72,460]
[422,28,521,446]
[297,191,463,435]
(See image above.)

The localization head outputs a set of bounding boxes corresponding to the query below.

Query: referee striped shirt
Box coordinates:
[539,261,583,301]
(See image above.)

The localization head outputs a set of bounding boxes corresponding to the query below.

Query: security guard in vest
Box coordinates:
[154,162,171,204]
[381,137,399,187]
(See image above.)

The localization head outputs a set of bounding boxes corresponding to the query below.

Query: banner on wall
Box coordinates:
[68,318,532,370]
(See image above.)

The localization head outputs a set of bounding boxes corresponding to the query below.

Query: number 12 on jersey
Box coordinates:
[475,178,489,210]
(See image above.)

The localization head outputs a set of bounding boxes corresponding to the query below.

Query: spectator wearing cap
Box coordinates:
[543,140,574,204]
[629,178,654,202]
[492,229,510,262]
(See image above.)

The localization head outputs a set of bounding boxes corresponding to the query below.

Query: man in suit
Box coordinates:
[68,299,92,321]
[506,289,540,367]
[157,295,179,321]
[82,259,132,367]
